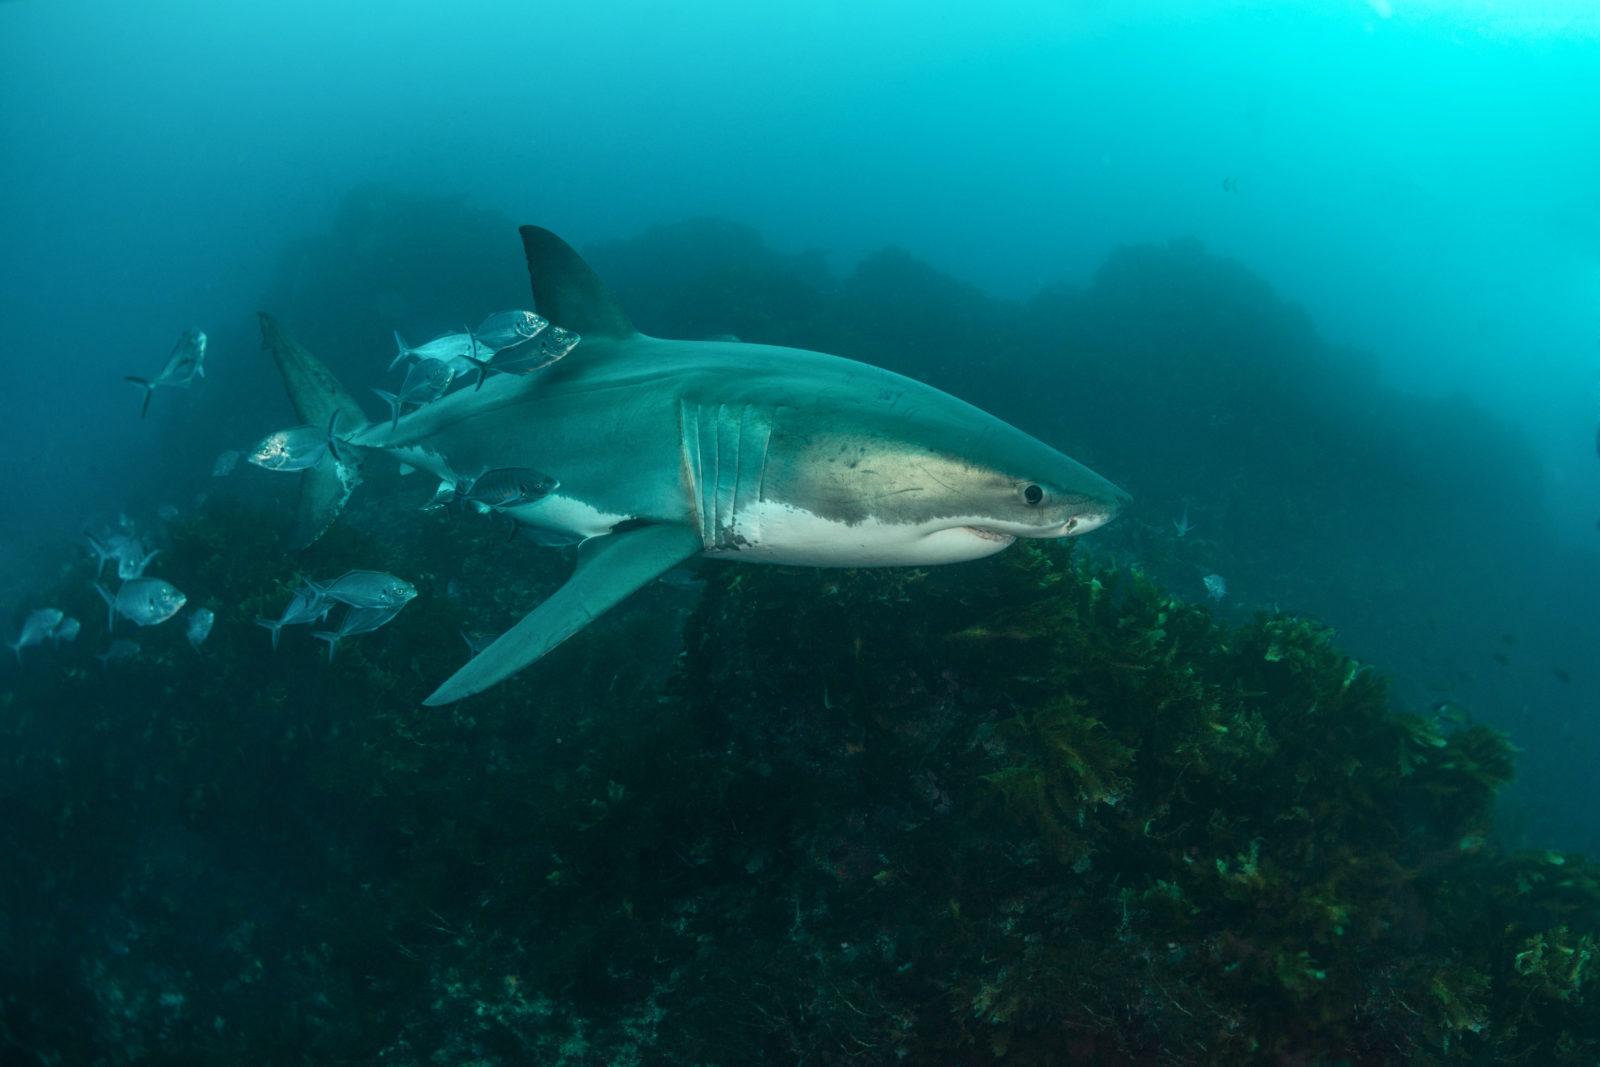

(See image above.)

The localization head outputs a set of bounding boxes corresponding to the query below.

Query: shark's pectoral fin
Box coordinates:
[423,523,703,706]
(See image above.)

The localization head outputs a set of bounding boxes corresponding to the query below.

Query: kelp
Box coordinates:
[4,494,1590,1063]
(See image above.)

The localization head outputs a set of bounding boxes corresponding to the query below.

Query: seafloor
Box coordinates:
[1,500,1594,1063]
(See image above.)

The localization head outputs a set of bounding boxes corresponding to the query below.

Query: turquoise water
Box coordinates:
[2,3,1598,1061]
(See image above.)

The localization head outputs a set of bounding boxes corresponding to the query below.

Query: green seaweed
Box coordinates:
[1,499,1596,1064]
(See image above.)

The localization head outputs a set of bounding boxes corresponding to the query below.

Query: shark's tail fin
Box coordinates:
[258,313,368,549]
[124,376,155,418]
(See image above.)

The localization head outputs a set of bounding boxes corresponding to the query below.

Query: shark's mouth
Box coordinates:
[962,510,1114,543]
[962,526,1017,545]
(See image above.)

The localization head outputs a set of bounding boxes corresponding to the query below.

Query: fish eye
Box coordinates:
[1022,484,1044,506]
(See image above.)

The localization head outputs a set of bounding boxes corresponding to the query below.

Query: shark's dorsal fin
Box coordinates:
[519,226,635,339]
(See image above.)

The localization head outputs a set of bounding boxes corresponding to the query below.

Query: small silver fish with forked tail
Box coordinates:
[96,578,186,630]
[304,570,416,611]
[9,608,64,661]
[255,583,330,651]
[125,328,206,418]
[249,412,346,472]
[311,601,408,661]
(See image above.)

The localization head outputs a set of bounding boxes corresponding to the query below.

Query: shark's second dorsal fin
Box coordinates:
[519,226,635,339]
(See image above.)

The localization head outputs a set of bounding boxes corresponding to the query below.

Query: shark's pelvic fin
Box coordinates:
[423,522,703,705]
[258,313,369,549]
[519,226,635,339]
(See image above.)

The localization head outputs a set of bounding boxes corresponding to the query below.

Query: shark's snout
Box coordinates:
[1045,481,1129,539]
[1060,506,1115,537]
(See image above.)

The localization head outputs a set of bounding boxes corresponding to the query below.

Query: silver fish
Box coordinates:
[96,578,187,630]
[1202,573,1226,601]
[311,601,407,661]
[186,607,215,650]
[86,529,158,580]
[96,639,141,667]
[125,328,206,417]
[52,616,81,646]
[473,310,548,350]
[249,412,344,472]
[372,358,453,428]
[390,330,476,373]
[464,326,580,389]
[255,583,330,651]
[9,608,64,661]
[305,570,417,611]
[455,467,559,511]
[116,545,161,581]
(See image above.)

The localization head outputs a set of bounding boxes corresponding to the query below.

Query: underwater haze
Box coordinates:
[5,1,1600,1062]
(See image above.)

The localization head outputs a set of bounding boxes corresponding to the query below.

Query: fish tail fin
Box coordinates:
[466,330,489,391]
[258,313,367,549]
[325,409,346,464]
[8,638,22,663]
[389,330,411,371]
[371,389,401,431]
[463,354,496,392]
[254,617,283,652]
[84,535,109,573]
[124,376,154,418]
[311,630,339,662]
[94,582,115,632]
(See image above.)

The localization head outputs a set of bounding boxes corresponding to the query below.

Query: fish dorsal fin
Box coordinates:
[519,226,635,339]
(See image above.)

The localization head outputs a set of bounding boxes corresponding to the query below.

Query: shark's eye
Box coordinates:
[1022,484,1044,506]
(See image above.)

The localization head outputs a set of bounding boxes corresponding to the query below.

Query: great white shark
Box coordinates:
[262,226,1130,705]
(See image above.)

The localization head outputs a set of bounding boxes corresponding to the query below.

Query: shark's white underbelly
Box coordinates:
[504,494,633,539]
[707,498,1015,568]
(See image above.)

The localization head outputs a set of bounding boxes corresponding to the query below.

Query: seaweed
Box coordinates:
[6,495,1593,1063]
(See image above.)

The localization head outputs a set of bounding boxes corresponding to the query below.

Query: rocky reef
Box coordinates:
[1,495,1595,1063]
